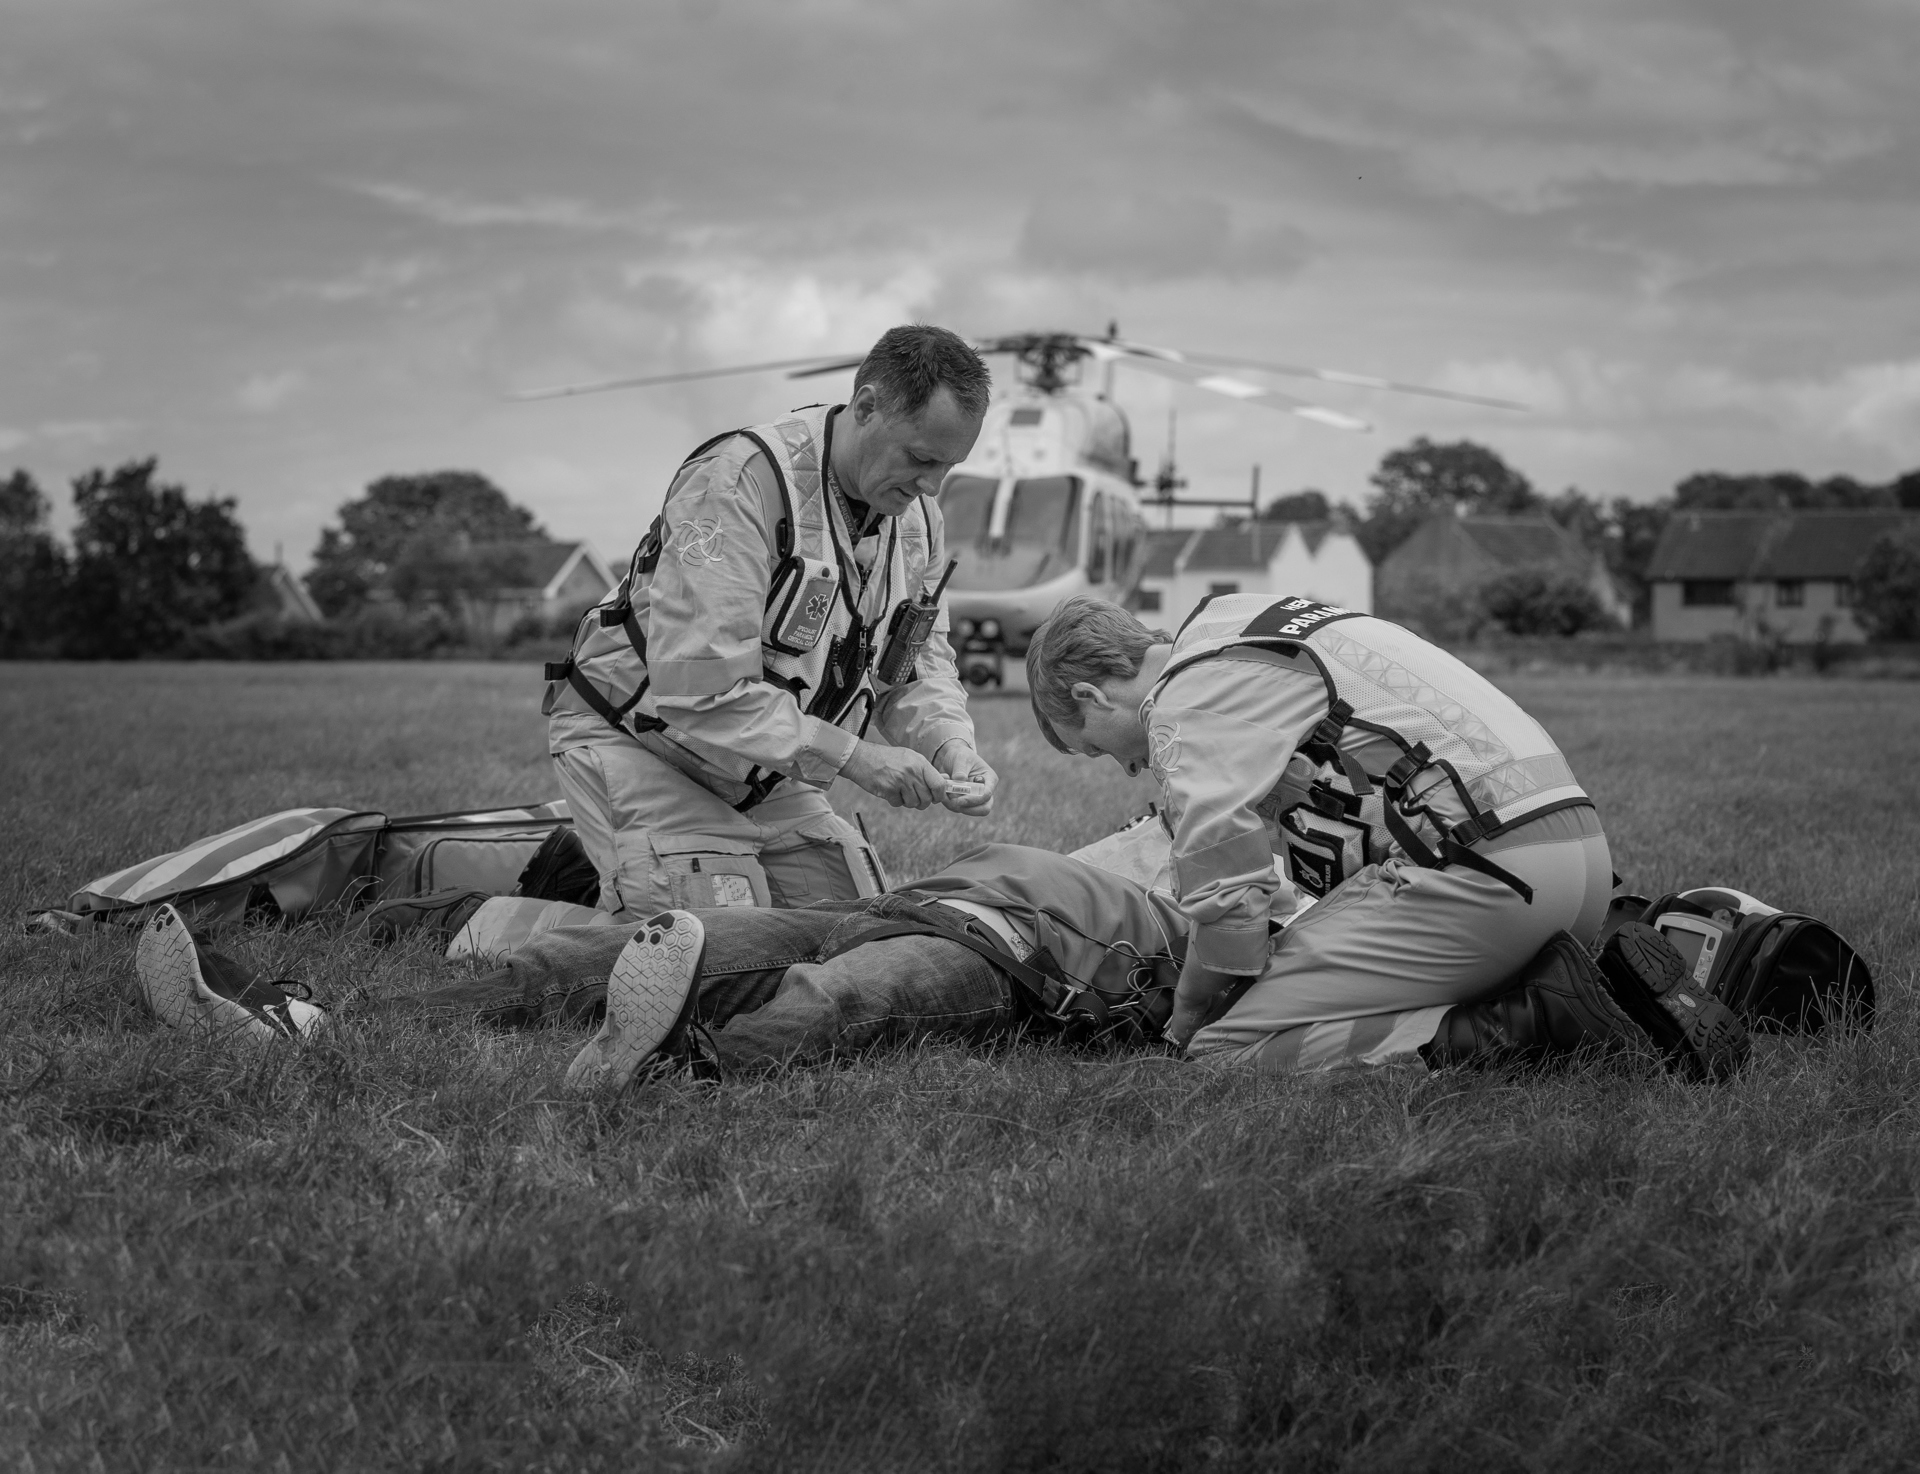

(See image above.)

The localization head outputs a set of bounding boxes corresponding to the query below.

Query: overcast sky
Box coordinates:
[4,0,1917,566]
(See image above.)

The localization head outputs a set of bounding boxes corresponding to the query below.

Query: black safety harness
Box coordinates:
[1181,596,1599,904]
[545,413,924,812]
[823,899,1176,1046]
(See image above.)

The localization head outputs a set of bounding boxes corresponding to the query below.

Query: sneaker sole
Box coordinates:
[135,905,278,1041]
[1598,923,1749,1081]
[572,911,705,1090]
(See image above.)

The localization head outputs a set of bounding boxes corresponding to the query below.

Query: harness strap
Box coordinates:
[822,916,1087,1022]
[1380,803,1534,904]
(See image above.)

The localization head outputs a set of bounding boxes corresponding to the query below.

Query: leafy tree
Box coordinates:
[1673,471,1896,511]
[65,459,257,658]
[1543,487,1606,548]
[1260,489,1331,522]
[1853,525,1920,642]
[0,469,72,656]
[306,471,545,616]
[1478,569,1612,637]
[1356,437,1537,562]
[1891,470,1920,511]
[387,534,549,612]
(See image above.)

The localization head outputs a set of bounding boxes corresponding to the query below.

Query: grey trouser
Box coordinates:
[1189,805,1614,1071]
[550,737,883,920]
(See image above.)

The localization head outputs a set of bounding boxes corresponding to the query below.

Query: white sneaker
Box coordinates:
[135,904,326,1043]
[565,910,706,1090]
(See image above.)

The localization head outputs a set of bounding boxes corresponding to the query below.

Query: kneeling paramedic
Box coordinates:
[1027,594,1625,1073]
[544,325,999,918]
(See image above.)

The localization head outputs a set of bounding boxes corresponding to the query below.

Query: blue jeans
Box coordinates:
[377,894,1013,1072]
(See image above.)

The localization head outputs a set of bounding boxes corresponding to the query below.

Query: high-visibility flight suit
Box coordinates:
[544,404,975,919]
[1145,594,1614,1072]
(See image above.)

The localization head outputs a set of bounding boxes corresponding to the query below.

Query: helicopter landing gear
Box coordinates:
[961,650,1004,689]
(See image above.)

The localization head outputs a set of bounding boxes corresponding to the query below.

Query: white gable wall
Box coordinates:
[1146,526,1375,633]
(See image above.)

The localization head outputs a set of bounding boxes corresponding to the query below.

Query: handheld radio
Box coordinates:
[875,558,958,685]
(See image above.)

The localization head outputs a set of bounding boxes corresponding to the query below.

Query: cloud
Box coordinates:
[346,180,657,233]
[1437,351,1920,463]
[37,420,137,445]
[1790,359,1920,457]
[1020,191,1310,281]
[282,256,437,304]
[1206,2,1911,211]
[237,370,307,412]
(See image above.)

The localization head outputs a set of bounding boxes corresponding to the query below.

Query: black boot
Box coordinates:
[1595,922,1750,1081]
[1422,931,1649,1069]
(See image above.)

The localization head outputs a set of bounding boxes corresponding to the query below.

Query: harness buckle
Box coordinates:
[1383,742,1433,791]
[597,601,632,629]
[1308,697,1354,751]
[542,659,574,681]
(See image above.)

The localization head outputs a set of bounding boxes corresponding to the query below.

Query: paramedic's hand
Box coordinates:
[842,740,944,810]
[1165,958,1242,1051]
[933,740,997,816]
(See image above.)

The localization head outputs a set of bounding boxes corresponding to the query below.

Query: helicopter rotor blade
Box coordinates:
[1097,336,1528,411]
[1088,342,1372,433]
[785,356,866,379]
[1183,352,1529,411]
[508,353,865,401]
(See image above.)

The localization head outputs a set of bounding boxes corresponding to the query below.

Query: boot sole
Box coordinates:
[568,911,705,1090]
[135,905,281,1042]
[1597,923,1749,1081]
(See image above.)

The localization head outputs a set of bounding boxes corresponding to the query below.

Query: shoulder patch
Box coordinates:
[674,518,725,566]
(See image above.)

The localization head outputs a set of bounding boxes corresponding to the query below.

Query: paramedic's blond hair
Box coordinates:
[1026,597,1172,752]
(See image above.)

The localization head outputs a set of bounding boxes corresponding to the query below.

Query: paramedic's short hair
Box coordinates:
[1026,596,1172,752]
[855,325,991,421]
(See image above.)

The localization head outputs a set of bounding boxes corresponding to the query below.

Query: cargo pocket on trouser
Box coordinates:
[760,817,885,909]
[646,833,774,911]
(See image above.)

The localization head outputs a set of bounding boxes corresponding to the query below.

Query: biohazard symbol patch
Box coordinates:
[1148,721,1183,778]
[675,518,725,566]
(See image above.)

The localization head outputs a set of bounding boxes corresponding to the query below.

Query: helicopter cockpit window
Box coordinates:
[937,475,997,547]
[1004,477,1080,553]
[943,475,1083,592]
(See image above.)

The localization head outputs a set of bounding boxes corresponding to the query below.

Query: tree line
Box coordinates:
[0,462,555,658]
[1259,438,1920,640]
[5,443,1919,659]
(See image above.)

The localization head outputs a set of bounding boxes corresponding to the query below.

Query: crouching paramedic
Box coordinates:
[544,325,1000,918]
[1026,594,1618,1072]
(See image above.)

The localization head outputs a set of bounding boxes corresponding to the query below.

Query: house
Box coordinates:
[1376,511,1629,629]
[1129,521,1372,632]
[463,540,619,637]
[249,562,324,623]
[1645,509,1917,643]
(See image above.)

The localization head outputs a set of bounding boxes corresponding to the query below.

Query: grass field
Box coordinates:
[3,662,1919,1472]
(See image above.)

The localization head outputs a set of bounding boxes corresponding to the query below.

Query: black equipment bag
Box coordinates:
[1601,888,1873,1035]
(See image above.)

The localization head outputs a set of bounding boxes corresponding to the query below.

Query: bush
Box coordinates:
[1479,568,1613,637]
[1854,525,1920,641]
[173,608,466,660]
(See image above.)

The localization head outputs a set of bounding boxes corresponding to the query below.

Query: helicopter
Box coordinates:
[514,326,1524,687]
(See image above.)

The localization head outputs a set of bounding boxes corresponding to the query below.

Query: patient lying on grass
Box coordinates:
[132,827,1708,1086]
[134,843,1193,1083]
